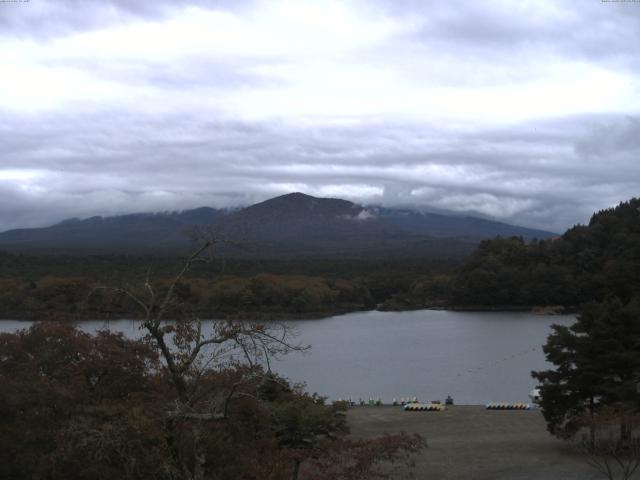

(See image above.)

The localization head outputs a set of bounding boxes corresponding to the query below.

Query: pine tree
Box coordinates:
[532,297,640,440]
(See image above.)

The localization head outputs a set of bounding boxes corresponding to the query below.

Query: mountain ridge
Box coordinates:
[0,192,557,258]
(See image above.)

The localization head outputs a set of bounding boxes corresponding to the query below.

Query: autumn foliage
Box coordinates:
[0,322,424,479]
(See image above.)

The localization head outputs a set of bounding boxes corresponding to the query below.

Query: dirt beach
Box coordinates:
[347,405,627,480]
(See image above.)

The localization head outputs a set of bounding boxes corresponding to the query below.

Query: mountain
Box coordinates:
[0,208,226,254]
[372,206,554,239]
[0,193,556,258]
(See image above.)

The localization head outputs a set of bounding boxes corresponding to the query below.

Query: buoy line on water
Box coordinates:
[454,345,540,379]
[485,402,531,410]
[336,345,543,407]
[403,403,446,412]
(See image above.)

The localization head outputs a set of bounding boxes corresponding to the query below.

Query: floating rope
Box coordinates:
[455,346,540,379]
[485,402,531,410]
[403,403,446,412]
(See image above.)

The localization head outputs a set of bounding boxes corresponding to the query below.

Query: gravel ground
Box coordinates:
[347,405,633,480]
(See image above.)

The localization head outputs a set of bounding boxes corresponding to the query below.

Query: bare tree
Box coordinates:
[576,407,640,480]
[98,238,308,480]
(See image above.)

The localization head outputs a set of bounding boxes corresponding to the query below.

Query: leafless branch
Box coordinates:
[576,408,640,480]
[155,241,213,325]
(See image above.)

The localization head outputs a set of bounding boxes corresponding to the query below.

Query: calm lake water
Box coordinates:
[1,309,574,405]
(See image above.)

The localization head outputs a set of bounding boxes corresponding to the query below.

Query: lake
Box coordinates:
[1,309,574,405]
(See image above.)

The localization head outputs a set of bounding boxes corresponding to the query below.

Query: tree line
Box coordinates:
[0,274,374,320]
[0,253,457,319]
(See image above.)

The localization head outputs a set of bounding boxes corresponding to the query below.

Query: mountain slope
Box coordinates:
[0,208,226,254]
[374,207,554,240]
[0,193,556,257]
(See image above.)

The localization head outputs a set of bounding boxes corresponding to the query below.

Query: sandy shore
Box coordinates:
[347,405,626,480]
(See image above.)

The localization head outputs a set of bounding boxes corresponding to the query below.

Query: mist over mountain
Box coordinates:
[0,193,556,258]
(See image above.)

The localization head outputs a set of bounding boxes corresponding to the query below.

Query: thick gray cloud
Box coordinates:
[0,0,638,233]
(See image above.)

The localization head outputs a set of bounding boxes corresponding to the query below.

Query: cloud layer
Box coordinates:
[0,0,638,232]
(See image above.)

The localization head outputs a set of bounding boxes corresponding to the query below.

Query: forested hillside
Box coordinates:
[451,198,640,307]
[0,254,454,319]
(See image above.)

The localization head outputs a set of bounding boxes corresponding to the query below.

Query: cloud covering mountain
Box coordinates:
[0,193,556,256]
[1,0,638,232]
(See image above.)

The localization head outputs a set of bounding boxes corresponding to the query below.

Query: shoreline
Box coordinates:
[0,304,577,322]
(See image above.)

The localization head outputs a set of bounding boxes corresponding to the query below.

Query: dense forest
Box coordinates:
[0,254,455,319]
[450,198,640,308]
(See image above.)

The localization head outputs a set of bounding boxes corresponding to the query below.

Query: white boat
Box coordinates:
[529,388,541,403]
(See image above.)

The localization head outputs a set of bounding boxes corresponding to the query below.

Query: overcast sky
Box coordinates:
[1,0,639,233]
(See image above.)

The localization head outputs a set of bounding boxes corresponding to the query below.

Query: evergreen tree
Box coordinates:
[453,197,640,307]
[532,297,640,439]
